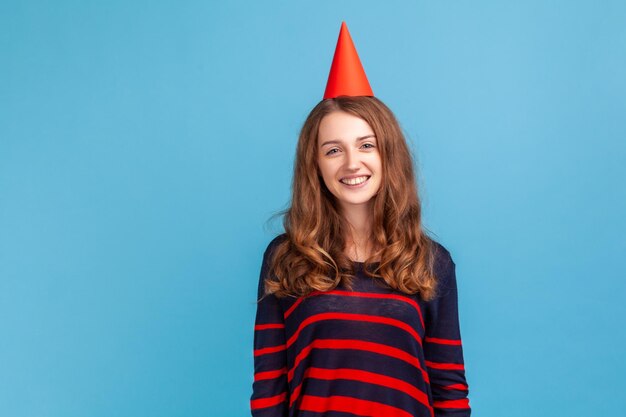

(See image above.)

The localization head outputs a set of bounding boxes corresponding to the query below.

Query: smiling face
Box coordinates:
[317,110,383,212]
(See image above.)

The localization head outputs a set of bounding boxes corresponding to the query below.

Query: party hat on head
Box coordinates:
[323,22,374,99]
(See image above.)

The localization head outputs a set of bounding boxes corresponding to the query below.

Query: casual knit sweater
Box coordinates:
[251,234,471,417]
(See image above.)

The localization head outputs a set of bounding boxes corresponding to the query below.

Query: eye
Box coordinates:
[325,148,339,156]
[361,143,375,149]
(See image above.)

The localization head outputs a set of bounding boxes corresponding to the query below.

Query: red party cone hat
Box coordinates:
[323,22,374,99]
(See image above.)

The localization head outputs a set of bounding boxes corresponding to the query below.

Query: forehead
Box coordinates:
[317,111,374,144]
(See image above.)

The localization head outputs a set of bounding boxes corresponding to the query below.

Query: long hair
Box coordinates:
[265,96,437,301]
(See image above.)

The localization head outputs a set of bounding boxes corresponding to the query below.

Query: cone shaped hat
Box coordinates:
[323,22,374,99]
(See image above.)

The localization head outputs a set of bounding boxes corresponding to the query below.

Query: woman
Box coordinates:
[251,23,471,417]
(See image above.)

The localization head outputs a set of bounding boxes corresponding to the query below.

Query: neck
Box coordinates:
[340,202,374,258]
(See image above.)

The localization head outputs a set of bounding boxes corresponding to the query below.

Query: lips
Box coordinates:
[339,175,370,186]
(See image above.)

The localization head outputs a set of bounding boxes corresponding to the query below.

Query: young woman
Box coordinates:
[251,23,470,417]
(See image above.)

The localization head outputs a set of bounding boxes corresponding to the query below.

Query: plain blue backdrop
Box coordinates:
[1,1,625,416]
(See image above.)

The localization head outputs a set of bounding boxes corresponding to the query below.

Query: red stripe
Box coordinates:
[424,336,462,346]
[290,367,432,414]
[255,323,285,330]
[250,392,287,410]
[425,360,465,371]
[254,344,286,357]
[286,312,422,348]
[291,382,302,406]
[299,394,415,417]
[433,398,470,409]
[441,383,468,391]
[285,290,424,330]
[284,297,304,318]
[288,339,429,384]
[254,367,287,381]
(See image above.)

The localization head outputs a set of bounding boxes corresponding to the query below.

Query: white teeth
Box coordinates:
[340,176,369,185]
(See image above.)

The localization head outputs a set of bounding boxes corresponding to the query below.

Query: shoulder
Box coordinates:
[429,239,457,293]
[431,240,455,272]
[260,233,289,271]
[263,233,288,259]
[257,234,288,299]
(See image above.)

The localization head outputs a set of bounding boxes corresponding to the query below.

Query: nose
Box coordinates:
[344,148,361,171]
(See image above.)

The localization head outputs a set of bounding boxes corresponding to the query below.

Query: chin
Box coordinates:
[337,195,376,206]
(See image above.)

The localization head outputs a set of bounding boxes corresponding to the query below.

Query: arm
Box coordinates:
[424,246,471,416]
[250,238,289,417]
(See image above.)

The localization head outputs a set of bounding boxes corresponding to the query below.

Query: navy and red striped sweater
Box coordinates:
[251,235,471,417]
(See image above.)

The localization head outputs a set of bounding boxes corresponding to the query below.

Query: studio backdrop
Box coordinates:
[1,1,625,416]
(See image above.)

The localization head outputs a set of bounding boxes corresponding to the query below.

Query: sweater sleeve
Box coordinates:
[424,245,471,416]
[250,238,289,417]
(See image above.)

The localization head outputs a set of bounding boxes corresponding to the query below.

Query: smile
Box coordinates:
[339,175,370,187]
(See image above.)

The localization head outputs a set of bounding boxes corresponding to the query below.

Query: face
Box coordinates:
[317,110,382,212]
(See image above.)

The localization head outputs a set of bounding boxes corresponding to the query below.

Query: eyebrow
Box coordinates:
[319,134,376,148]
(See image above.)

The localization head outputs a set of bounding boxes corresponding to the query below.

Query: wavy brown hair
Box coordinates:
[265,96,438,301]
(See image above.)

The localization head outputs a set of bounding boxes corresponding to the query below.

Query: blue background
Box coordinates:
[1,1,625,416]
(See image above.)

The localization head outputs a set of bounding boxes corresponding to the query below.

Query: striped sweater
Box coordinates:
[251,235,471,417]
